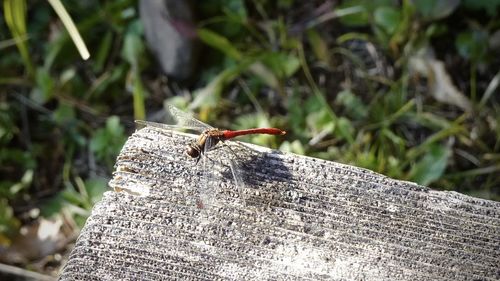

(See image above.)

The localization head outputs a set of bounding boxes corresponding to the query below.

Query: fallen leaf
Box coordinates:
[409,47,472,111]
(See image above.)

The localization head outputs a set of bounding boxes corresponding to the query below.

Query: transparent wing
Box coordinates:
[197,136,217,212]
[166,104,214,130]
[135,120,205,132]
[228,157,246,207]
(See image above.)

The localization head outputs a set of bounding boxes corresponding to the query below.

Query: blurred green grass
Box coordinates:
[1,0,499,273]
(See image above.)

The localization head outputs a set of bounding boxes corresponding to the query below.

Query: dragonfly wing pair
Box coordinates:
[136,105,246,211]
[165,104,214,130]
[197,135,218,211]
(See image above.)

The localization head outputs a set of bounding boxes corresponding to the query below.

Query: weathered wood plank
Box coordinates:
[60,127,500,280]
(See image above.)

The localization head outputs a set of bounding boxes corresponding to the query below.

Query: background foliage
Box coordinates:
[0,0,499,276]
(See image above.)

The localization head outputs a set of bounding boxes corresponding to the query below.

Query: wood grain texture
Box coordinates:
[60,127,500,281]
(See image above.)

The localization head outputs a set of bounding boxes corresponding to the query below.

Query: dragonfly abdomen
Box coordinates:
[222,128,286,139]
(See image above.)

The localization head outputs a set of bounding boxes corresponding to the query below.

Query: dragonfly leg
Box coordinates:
[219,140,243,162]
[197,145,222,166]
[201,153,218,167]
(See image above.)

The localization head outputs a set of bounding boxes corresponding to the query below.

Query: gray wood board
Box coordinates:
[60,127,500,280]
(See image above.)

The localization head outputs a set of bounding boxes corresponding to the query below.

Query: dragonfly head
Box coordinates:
[185,143,201,159]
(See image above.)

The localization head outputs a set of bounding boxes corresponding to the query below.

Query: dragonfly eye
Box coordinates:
[186,145,200,158]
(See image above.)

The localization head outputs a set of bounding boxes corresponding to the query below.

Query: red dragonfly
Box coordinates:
[136,105,286,209]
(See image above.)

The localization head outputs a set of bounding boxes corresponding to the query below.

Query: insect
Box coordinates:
[136,105,286,208]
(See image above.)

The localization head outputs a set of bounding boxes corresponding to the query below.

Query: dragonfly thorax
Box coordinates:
[186,131,222,161]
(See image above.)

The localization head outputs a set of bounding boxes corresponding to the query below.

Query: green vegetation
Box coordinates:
[0,0,499,275]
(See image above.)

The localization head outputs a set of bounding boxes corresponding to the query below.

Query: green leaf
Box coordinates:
[3,0,34,77]
[337,0,370,27]
[191,65,242,109]
[53,104,76,125]
[414,0,460,20]
[85,177,107,204]
[306,106,333,133]
[382,128,405,147]
[280,140,306,155]
[455,30,488,62]
[335,89,368,120]
[197,28,242,60]
[93,31,113,73]
[307,29,330,63]
[336,117,355,144]
[62,187,86,207]
[121,20,145,68]
[374,6,401,35]
[260,52,300,79]
[410,144,451,185]
[224,0,247,18]
[248,62,279,89]
[425,23,448,38]
[90,116,126,168]
[31,67,55,103]
[190,58,257,110]
[0,198,20,238]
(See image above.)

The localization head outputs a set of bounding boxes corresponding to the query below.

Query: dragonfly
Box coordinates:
[136,105,286,209]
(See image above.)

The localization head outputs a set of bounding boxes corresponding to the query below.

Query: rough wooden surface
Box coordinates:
[60,127,500,280]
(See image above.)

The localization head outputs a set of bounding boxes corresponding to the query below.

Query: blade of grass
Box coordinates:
[197,28,279,89]
[3,0,34,77]
[306,5,366,29]
[406,114,467,160]
[479,70,500,107]
[443,165,500,179]
[197,28,242,60]
[132,70,146,120]
[47,0,90,60]
[297,44,338,124]
[0,34,28,49]
[363,99,415,131]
